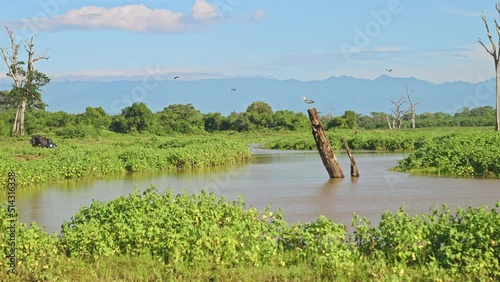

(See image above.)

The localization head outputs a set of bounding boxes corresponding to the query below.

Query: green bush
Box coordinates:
[0,205,63,280]
[350,203,500,278]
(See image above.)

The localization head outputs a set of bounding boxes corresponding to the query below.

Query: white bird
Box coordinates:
[300,96,314,108]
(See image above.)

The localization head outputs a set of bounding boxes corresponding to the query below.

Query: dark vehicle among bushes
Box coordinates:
[30,135,57,148]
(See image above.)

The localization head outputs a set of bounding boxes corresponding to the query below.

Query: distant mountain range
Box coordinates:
[0,75,496,116]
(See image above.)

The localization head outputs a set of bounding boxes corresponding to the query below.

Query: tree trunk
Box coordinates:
[341,137,359,177]
[12,100,26,136]
[307,108,344,178]
[497,72,500,131]
[386,115,392,129]
[411,112,416,129]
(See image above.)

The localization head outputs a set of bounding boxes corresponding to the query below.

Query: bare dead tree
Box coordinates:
[0,27,49,136]
[390,95,410,130]
[385,115,393,129]
[324,107,334,123]
[404,86,418,129]
[479,4,500,131]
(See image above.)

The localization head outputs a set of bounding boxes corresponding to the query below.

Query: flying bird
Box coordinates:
[300,96,314,108]
[231,88,236,91]
[386,69,393,73]
[173,76,179,80]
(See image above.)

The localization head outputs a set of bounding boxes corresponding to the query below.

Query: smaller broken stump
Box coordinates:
[341,137,359,177]
[307,108,344,178]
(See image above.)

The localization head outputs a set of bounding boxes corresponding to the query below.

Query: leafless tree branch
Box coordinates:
[480,14,498,59]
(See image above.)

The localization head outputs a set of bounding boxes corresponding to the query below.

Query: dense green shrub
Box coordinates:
[60,187,289,267]
[1,188,499,280]
[396,132,500,177]
[0,205,63,280]
[350,203,500,278]
[0,136,252,188]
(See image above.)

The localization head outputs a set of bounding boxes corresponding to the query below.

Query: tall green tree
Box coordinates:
[343,110,358,129]
[0,27,50,136]
[111,102,154,133]
[156,103,204,134]
[76,106,112,129]
[479,5,500,131]
[203,112,224,132]
[246,101,273,128]
[0,90,16,112]
[272,110,308,131]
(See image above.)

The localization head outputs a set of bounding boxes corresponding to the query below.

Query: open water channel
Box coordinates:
[6,146,500,234]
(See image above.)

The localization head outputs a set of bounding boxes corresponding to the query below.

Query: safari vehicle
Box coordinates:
[30,135,57,148]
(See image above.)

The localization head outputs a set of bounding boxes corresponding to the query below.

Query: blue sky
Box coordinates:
[0,0,499,83]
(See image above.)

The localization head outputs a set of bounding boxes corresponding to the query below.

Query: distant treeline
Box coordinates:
[0,101,496,137]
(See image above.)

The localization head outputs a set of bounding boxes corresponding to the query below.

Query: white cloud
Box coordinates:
[192,0,219,21]
[15,4,264,33]
[30,5,183,32]
[48,67,231,81]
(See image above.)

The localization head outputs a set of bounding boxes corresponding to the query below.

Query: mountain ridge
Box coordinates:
[0,75,496,116]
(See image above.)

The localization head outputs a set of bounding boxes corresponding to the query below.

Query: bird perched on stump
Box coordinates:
[300,96,314,108]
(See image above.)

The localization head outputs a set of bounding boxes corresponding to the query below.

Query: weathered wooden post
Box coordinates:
[307,108,344,178]
[341,137,359,177]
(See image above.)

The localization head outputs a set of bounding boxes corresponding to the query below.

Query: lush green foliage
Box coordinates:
[75,107,112,130]
[0,206,63,281]
[396,131,500,177]
[1,96,495,138]
[357,106,496,129]
[1,189,499,281]
[261,128,500,178]
[155,103,205,134]
[325,110,359,130]
[0,63,51,112]
[0,135,252,188]
[351,203,500,278]
[262,129,437,152]
[110,102,155,133]
[61,187,290,266]
[246,101,274,129]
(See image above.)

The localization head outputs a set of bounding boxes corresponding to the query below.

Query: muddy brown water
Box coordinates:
[4,147,500,234]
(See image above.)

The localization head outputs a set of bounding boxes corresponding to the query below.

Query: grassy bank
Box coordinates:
[0,133,253,188]
[1,188,499,281]
[394,131,500,177]
[261,128,500,178]
[1,128,498,189]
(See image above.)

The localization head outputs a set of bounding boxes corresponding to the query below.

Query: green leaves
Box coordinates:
[396,132,500,177]
[60,187,287,267]
[1,191,499,280]
[350,203,500,278]
[0,136,252,188]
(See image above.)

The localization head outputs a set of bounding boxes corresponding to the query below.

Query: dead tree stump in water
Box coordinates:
[341,137,359,177]
[307,108,344,178]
